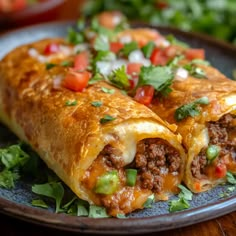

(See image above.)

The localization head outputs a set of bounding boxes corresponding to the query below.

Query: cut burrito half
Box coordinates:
[151,64,236,193]
[0,39,186,216]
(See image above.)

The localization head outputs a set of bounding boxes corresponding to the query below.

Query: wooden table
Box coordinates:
[0,0,236,235]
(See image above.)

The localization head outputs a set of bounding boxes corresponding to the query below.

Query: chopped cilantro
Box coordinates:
[167,55,184,67]
[31,199,48,209]
[143,194,155,208]
[109,65,129,89]
[94,50,116,62]
[101,87,115,94]
[184,63,207,79]
[32,182,64,213]
[120,41,138,56]
[76,199,89,216]
[67,27,84,45]
[45,63,56,70]
[226,172,236,184]
[89,73,104,85]
[166,34,189,48]
[100,115,116,124]
[94,35,109,51]
[141,41,155,58]
[60,61,73,67]
[178,184,193,201]
[116,214,127,219]
[0,144,29,169]
[191,59,210,66]
[169,197,190,213]
[174,96,209,121]
[65,100,78,106]
[88,205,110,218]
[91,101,103,107]
[138,65,174,96]
[0,169,19,189]
[76,18,85,31]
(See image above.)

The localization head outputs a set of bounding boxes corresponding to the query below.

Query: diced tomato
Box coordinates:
[128,77,139,90]
[110,42,124,53]
[73,51,89,71]
[156,1,169,10]
[63,70,91,92]
[134,85,155,106]
[126,63,142,76]
[0,0,27,12]
[215,163,227,178]
[44,43,60,55]
[163,45,179,58]
[98,11,123,29]
[185,48,205,60]
[150,48,169,66]
[194,182,201,192]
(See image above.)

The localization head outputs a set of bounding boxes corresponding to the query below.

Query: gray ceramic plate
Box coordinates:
[0,22,236,235]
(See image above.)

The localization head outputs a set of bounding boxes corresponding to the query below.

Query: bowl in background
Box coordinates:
[0,0,65,31]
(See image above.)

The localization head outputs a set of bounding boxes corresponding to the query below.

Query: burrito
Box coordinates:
[0,38,186,216]
[151,64,236,193]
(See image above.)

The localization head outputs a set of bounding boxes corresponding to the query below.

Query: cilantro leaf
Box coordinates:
[65,100,78,106]
[31,199,48,209]
[32,182,64,213]
[138,66,174,95]
[45,63,57,70]
[174,96,209,121]
[109,65,129,89]
[60,61,73,67]
[100,115,116,124]
[94,51,116,63]
[88,205,109,218]
[227,172,236,184]
[178,184,193,201]
[141,41,155,58]
[94,35,109,51]
[67,27,84,45]
[116,214,127,219]
[91,101,103,107]
[89,73,104,85]
[120,41,138,56]
[101,87,115,94]
[169,197,190,213]
[0,144,29,169]
[166,34,189,48]
[184,63,207,79]
[143,194,155,208]
[0,169,19,189]
[191,59,210,66]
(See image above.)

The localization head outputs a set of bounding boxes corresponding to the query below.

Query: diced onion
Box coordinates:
[53,75,64,89]
[111,59,127,71]
[128,49,144,63]
[119,35,132,44]
[73,43,89,54]
[59,45,72,56]
[96,61,113,76]
[174,68,189,81]
[28,48,38,57]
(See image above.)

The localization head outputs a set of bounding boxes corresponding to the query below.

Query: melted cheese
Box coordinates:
[104,120,167,165]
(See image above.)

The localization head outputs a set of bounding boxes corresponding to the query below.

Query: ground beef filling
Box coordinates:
[99,138,181,194]
[134,138,181,193]
[191,114,236,179]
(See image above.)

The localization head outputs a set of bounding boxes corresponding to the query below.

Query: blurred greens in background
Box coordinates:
[81,0,236,45]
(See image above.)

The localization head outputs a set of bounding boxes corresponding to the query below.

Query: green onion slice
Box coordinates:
[206,145,220,162]
[125,169,137,187]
